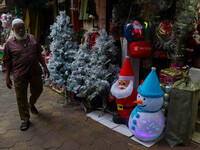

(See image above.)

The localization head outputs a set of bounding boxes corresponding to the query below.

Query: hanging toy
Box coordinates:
[155,21,178,51]
[124,19,152,58]
[128,67,165,141]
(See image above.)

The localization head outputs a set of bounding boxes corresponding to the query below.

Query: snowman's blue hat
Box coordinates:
[137,67,164,98]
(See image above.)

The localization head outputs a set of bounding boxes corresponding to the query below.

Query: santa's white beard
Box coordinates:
[13,31,27,40]
[133,24,143,30]
[110,80,133,99]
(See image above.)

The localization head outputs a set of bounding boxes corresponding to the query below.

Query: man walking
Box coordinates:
[3,18,50,131]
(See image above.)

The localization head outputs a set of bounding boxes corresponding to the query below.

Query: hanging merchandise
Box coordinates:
[1,14,13,28]
[1,14,13,42]
[154,21,180,59]
[25,8,31,34]
[15,7,21,18]
[169,0,198,65]
[79,0,89,20]
[124,19,152,58]
[86,0,97,19]
[128,67,165,141]
[73,0,81,32]
[108,56,137,124]
[151,0,173,11]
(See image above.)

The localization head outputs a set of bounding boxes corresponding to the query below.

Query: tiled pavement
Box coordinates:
[0,71,200,150]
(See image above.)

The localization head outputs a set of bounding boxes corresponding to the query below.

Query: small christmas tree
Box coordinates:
[66,33,91,98]
[46,11,78,88]
[67,29,120,104]
[86,29,120,101]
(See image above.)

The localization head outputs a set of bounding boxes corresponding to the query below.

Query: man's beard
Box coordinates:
[110,80,133,99]
[13,31,27,40]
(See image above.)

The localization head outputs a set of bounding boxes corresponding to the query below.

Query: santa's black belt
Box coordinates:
[117,104,134,110]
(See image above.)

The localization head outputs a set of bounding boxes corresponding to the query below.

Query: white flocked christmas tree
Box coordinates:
[66,32,91,98]
[67,29,120,104]
[46,11,78,88]
[86,29,120,100]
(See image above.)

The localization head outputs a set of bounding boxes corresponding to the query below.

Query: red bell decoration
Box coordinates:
[129,41,152,58]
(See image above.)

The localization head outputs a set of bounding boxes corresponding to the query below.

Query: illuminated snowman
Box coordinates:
[128,67,165,141]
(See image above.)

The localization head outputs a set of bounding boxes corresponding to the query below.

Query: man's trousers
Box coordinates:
[14,76,43,121]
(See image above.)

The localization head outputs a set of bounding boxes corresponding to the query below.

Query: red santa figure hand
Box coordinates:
[108,93,115,102]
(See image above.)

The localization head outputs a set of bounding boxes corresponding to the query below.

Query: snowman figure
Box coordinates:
[128,67,165,141]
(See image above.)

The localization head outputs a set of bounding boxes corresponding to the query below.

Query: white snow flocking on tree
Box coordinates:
[67,29,120,101]
[46,11,78,88]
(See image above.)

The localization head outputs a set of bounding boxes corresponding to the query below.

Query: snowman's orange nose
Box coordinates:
[134,100,142,104]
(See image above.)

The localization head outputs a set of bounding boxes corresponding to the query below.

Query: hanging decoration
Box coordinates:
[124,19,152,58]
[154,21,180,59]
[89,31,99,52]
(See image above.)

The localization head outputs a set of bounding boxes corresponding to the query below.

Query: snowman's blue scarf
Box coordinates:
[130,105,160,118]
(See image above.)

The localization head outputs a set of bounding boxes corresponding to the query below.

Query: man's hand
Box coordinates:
[44,67,50,78]
[6,76,12,89]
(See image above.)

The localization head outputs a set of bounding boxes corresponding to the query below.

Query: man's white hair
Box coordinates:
[12,18,24,27]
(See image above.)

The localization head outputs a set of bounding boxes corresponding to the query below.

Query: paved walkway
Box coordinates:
[0,71,200,150]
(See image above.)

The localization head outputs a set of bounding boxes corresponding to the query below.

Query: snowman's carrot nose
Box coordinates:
[134,100,142,104]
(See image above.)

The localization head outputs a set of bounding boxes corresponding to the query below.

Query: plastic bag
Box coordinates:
[165,70,200,147]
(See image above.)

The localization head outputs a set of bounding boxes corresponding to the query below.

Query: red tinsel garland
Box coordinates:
[90,32,99,53]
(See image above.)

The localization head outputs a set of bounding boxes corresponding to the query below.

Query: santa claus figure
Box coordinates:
[131,20,144,41]
[109,56,138,125]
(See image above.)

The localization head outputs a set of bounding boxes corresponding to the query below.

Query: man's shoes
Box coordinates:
[20,121,31,131]
[29,105,38,114]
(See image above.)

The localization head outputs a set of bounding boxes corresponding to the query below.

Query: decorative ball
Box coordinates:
[160,83,165,91]
[128,111,165,141]
[165,85,171,93]
[161,108,166,115]
[163,101,169,109]
[163,93,169,101]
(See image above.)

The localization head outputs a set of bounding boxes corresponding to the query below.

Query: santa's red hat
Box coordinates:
[119,56,134,81]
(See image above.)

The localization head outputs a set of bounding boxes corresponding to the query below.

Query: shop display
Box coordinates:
[124,19,152,58]
[109,56,137,124]
[67,29,120,104]
[159,67,183,85]
[129,67,165,141]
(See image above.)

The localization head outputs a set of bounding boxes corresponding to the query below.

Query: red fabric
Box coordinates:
[108,94,115,102]
[73,0,82,32]
[112,89,137,119]
[119,57,134,77]
[129,41,152,58]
